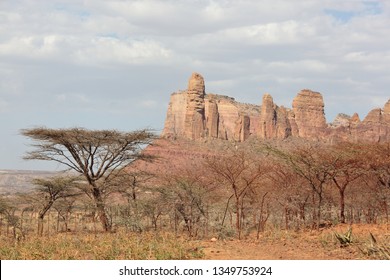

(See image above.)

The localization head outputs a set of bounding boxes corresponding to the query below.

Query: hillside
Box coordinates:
[0,169,58,194]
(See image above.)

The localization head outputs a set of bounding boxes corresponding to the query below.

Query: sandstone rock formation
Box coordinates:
[162,91,187,137]
[162,73,390,143]
[257,94,292,139]
[331,113,352,128]
[258,93,276,139]
[292,89,327,139]
[184,73,206,140]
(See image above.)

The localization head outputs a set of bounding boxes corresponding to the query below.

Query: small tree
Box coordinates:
[21,127,155,232]
[160,177,208,237]
[365,143,390,222]
[266,142,333,229]
[0,196,22,239]
[366,143,390,189]
[268,164,310,229]
[30,176,80,236]
[205,149,269,239]
[110,170,155,231]
[326,143,364,224]
[53,196,77,232]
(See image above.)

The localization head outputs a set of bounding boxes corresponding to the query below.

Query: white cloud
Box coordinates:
[343,51,390,71]
[0,35,69,59]
[0,0,390,169]
[267,59,333,73]
[0,34,172,66]
[73,38,172,66]
[220,21,313,45]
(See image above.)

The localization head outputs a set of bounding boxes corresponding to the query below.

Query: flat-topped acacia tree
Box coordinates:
[30,176,80,236]
[21,127,156,232]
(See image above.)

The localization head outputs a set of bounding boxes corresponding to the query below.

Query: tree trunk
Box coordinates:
[316,195,322,229]
[339,189,346,224]
[56,211,60,232]
[235,198,241,239]
[91,184,112,232]
[257,192,269,239]
[38,201,53,236]
[38,217,44,236]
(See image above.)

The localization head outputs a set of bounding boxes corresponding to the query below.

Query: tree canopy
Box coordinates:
[21,127,156,231]
[21,127,155,180]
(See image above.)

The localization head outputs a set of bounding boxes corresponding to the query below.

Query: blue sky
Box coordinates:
[325,1,382,22]
[0,0,389,170]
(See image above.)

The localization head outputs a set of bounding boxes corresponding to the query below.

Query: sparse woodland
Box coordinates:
[0,127,390,259]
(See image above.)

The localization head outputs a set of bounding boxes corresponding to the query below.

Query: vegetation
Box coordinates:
[359,232,390,260]
[21,127,156,232]
[0,128,389,259]
[0,231,203,260]
[27,176,80,236]
[334,227,353,246]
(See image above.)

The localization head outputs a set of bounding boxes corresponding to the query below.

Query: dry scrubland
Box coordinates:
[0,224,389,260]
[1,128,390,260]
[0,231,204,260]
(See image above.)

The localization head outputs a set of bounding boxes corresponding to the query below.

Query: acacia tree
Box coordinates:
[53,196,77,232]
[160,173,211,237]
[21,127,155,232]
[205,149,269,239]
[151,156,214,237]
[364,143,390,222]
[0,196,21,239]
[108,170,155,231]
[266,142,334,229]
[29,176,80,236]
[268,163,311,229]
[366,143,390,189]
[326,143,364,224]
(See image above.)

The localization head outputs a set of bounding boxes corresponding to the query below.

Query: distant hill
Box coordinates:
[0,170,59,195]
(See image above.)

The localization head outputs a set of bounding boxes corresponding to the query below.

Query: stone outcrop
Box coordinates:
[331,113,352,128]
[351,105,390,142]
[257,94,292,139]
[162,73,390,143]
[258,93,277,139]
[292,89,327,139]
[184,73,206,140]
[162,92,187,137]
[205,99,219,139]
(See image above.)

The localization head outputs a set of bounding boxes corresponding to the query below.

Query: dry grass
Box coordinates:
[1,224,388,260]
[0,230,204,260]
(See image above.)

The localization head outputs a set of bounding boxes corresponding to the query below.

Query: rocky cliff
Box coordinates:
[162,73,390,143]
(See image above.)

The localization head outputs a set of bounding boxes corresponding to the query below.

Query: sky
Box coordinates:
[0,0,389,170]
